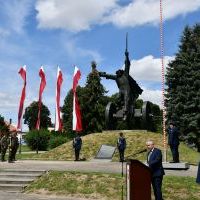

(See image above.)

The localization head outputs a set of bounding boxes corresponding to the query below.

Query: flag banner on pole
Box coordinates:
[17,65,26,131]
[36,66,46,130]
[55,66,63,131]
[72,66,82,132]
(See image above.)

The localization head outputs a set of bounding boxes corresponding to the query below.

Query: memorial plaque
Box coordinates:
[95,145,116,159]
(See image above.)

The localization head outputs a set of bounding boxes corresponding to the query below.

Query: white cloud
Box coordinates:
[36,0,118,32]
[129,55,174,82]
[139,87,162,107]
[0,0,32,34]
[0,92,18,110]
[35,0,200,32]
[105,0,200,28]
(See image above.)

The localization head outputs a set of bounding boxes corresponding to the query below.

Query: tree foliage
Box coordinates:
[62,69,108,135]
[25,129,50,151]
[165,24,200,151]
[80,70,108,133]
[23,101,52,130]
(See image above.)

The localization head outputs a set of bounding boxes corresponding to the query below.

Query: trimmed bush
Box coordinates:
[48,135,68,149]
[25,129,50,151]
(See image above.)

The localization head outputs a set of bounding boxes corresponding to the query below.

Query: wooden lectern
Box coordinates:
[126,159,151,200]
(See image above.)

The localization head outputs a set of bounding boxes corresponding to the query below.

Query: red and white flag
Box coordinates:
[72,66,82,132]
[17,65,26,131]
[55,67,63,131]
[36,66,46,130]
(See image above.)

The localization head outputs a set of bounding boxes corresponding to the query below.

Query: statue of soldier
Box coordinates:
[8,131,19,163]
[98,49,143,120]
[0,132,9,162]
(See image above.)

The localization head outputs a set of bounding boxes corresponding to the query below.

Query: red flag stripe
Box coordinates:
[17,65,26,130]
[36,66,46,130]
[72,66,82,132]
[73,66,81,93]
[55,67,63,131]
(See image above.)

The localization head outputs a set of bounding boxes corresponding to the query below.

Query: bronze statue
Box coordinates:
[93,34,152,130]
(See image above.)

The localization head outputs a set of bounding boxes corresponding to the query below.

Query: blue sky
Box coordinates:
[0,0,200,130]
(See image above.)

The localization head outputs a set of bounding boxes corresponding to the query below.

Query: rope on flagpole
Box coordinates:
[160,0,167,162]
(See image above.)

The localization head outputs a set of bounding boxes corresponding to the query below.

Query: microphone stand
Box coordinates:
[121,159,124,200]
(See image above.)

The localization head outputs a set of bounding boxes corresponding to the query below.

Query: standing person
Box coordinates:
[196,161,200,184]
[8,131,19,163]
[0,132,9,162]
[168,122,180,163]
[146,140,165,200]
[117,132,126,162]
[73,134,82,161]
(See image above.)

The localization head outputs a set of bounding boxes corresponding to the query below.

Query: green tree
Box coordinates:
[62,89,74,138]
[80,69,107,134]
[165,24,200,151]
[23,101,52,130]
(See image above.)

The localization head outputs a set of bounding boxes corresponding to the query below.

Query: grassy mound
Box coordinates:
[30,130,199,164]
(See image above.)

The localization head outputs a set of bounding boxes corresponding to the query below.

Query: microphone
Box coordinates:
[126,149,147,158]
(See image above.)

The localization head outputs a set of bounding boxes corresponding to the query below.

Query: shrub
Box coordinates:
[25,129,50,151]
[48,135,68,149]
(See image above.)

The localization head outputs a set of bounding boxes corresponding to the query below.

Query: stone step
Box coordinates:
[0,169,45,175]
[0,169,46,192]
[0,178,34,184]
[0,184,27,192]
[0,173,41,179]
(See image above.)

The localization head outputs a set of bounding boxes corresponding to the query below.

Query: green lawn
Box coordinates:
[25,171,200,200]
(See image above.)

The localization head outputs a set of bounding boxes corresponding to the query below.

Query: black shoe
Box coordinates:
[169,161,175,163]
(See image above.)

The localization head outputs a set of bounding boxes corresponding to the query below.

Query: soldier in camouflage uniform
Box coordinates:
[0,131,3,157]
[0,132,9,162]
[8,131,19,163]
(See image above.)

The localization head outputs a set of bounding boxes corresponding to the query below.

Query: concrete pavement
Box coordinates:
[0,160,198,177]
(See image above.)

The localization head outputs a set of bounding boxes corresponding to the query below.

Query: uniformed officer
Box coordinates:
[0,132,9,162]
[8,131,19,163]
[117,132,126,162]
[73,134,82,161]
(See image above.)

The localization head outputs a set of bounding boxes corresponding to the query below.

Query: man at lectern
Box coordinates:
[146,140,165,200]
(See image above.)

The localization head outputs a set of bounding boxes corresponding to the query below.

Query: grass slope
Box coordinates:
[29,130,199,164]
[26,171,200,200]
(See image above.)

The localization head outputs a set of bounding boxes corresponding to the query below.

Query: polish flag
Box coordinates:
[17,65,26,131]
[36,66,46,130]
[55,67,63,131]
[72,66,82,132]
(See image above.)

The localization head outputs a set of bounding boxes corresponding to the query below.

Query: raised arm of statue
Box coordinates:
[99,72,117,80]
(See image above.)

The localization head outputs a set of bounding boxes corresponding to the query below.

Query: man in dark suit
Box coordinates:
[146,140,165,200]
[168,122,180,163]
[73,134,82,161]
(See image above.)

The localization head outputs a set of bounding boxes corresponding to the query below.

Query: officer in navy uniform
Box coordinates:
[146,140,165,200]
[168,122,180,163]
[73,134,82,161]
[117,132,126,162]
[196,161,200,184]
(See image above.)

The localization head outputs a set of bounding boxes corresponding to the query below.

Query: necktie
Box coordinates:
[147,150,152,163]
